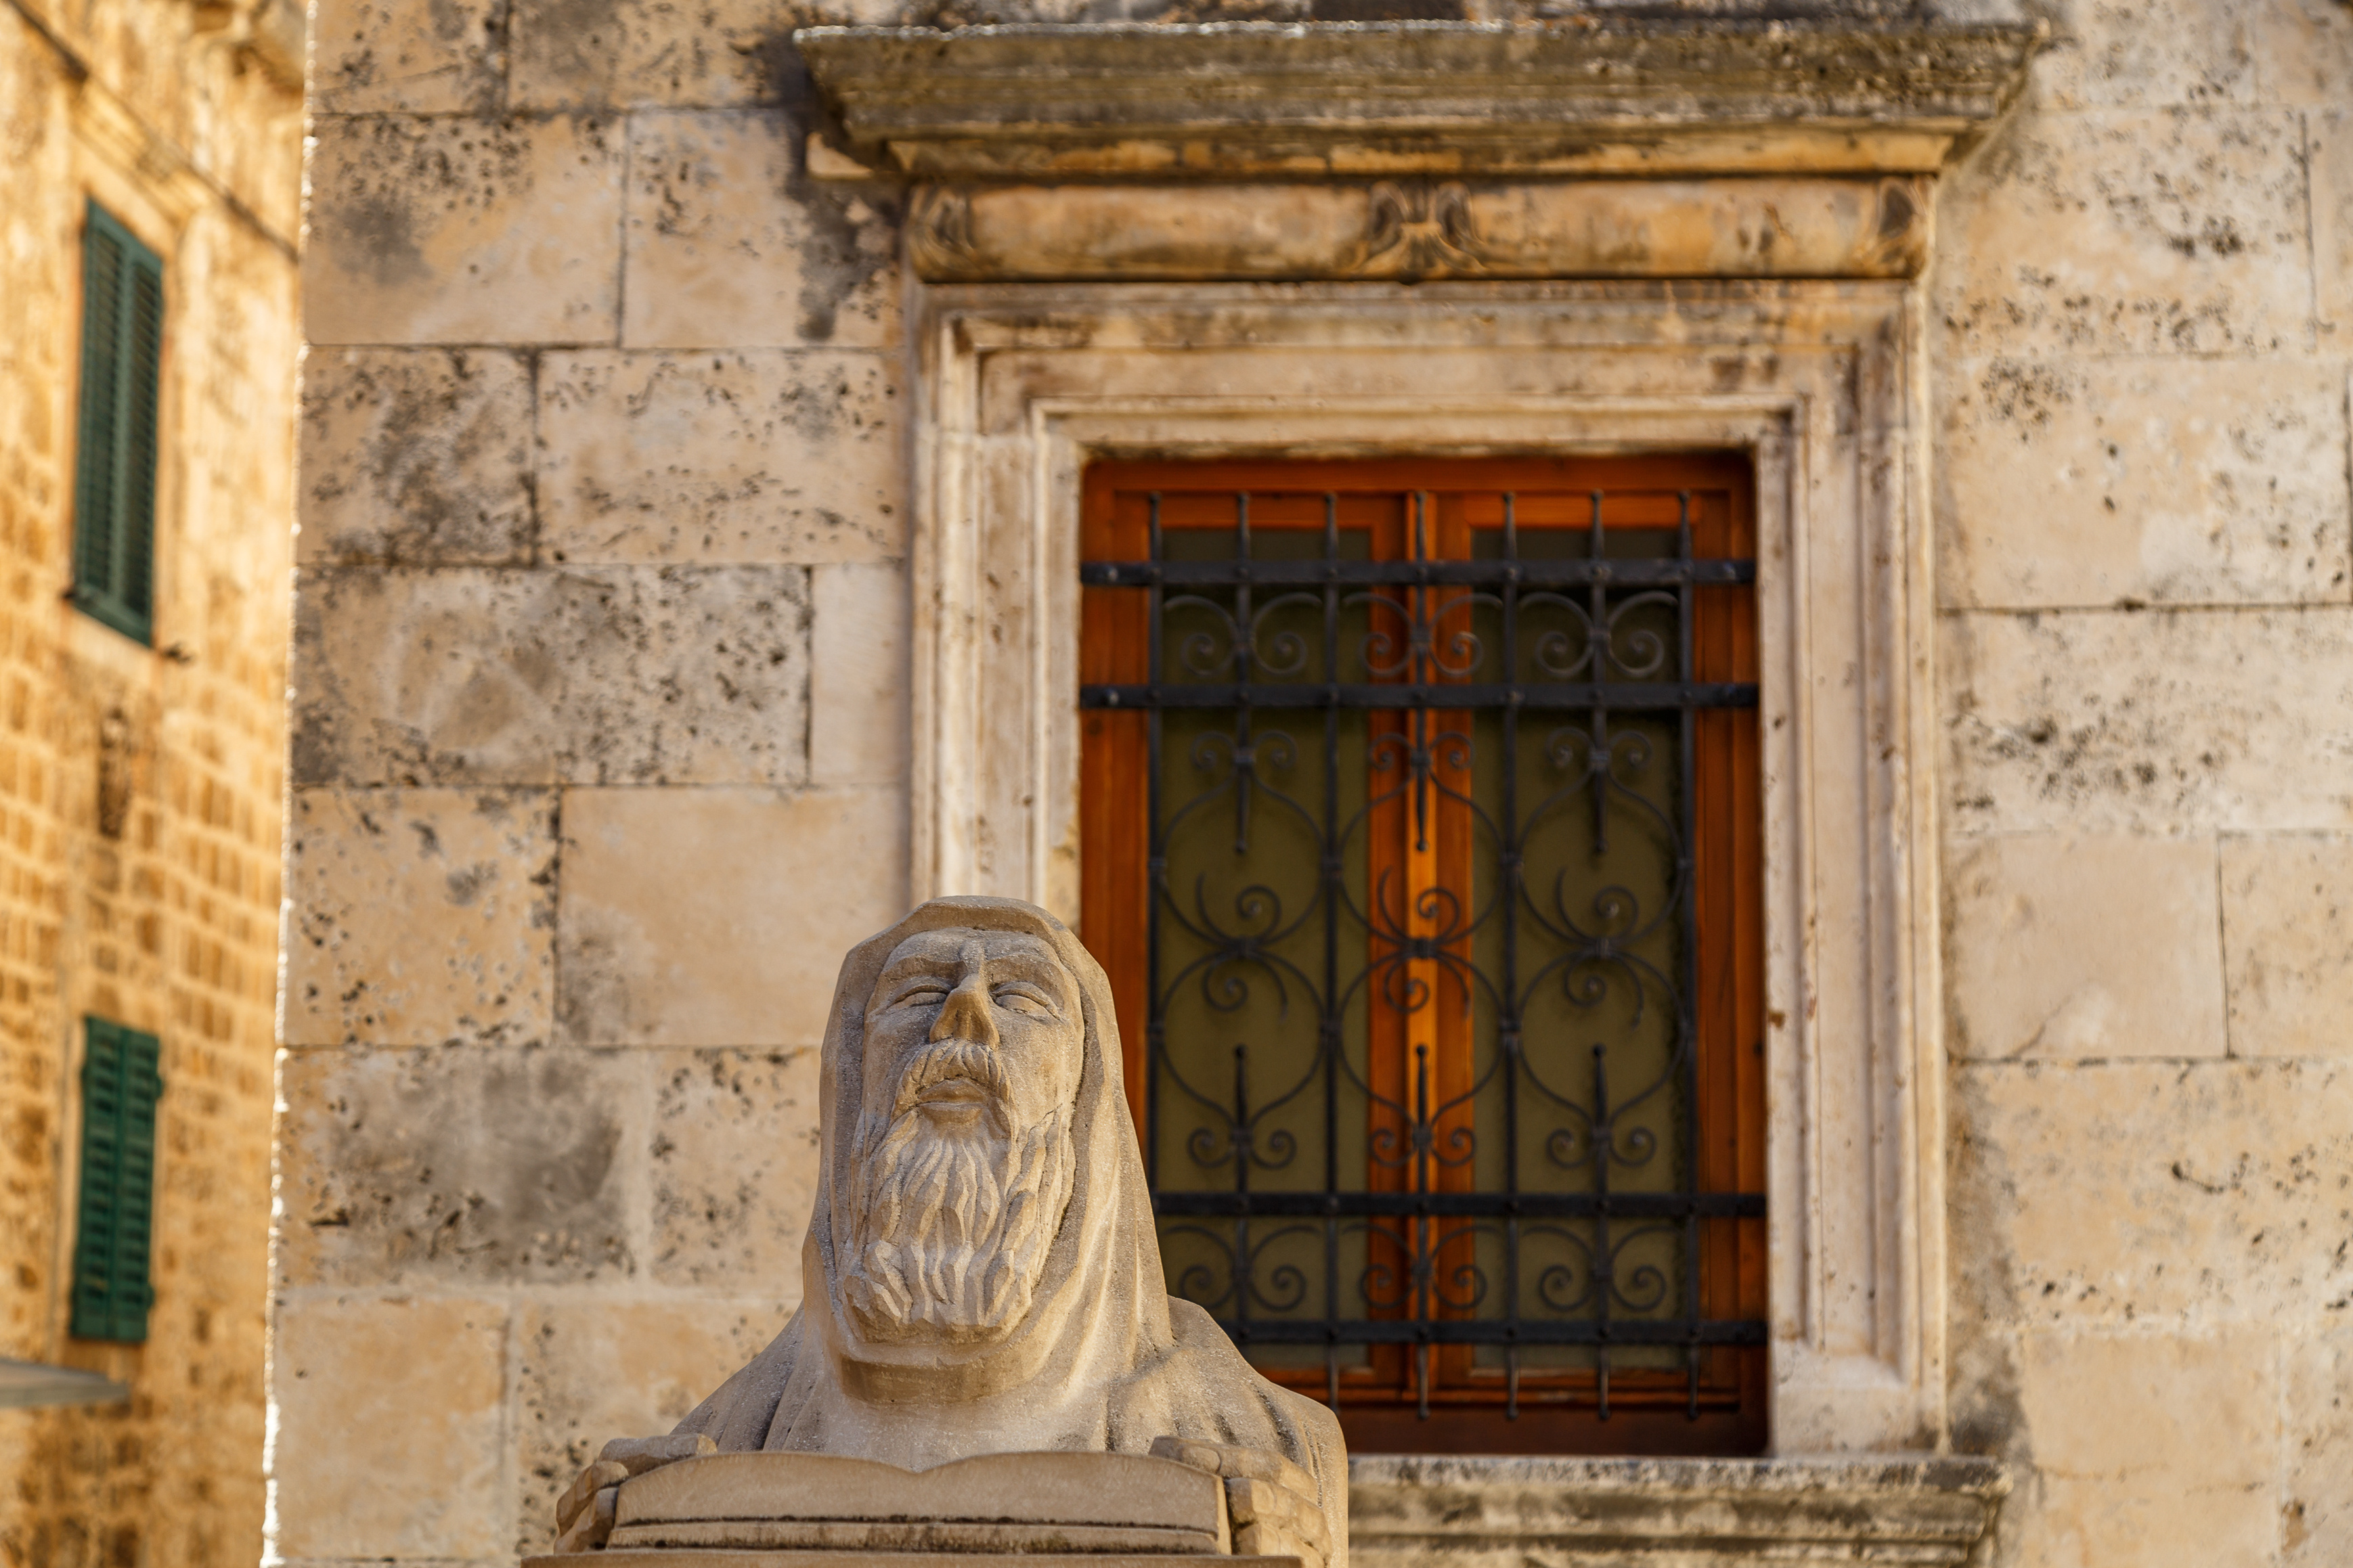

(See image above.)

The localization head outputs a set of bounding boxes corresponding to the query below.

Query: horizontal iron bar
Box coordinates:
[1155,1192,1766,1219]
[1082,560,1755,589]
[1216,1318,1770,1347]
[1082,681,1759,711]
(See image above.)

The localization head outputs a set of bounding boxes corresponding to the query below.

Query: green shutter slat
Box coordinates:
[71,1017,160,1343]
[74,223,123,604]
[120,259,161,628]
[71,204,159,646]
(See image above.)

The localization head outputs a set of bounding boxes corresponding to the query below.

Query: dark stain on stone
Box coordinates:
[728,18,906,344]
[1311,0,1462,20]
[338,192,433,289]
[1877,178,1916,240]
[516,0,623,103]
[290,1047,632,1282]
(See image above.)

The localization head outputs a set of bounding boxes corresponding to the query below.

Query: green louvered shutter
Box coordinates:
[71,202,162,646]
[70,1018,162,1343]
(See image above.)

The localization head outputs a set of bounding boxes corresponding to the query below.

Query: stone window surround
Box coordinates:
[907,278,1948,1464]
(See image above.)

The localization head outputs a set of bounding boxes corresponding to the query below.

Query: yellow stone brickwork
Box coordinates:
[0,0,299,1562]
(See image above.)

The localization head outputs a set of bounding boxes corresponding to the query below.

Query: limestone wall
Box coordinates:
[282,2,908,1561]
[0,0,301,1563]
[279,2,2353,1567]
[1933,5,2353,1563]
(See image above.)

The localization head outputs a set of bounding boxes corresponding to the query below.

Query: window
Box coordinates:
[72,201,163,645]
[1080,457,1765,1453]
[72,1016,162,1343]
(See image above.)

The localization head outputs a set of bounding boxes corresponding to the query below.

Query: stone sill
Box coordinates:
[1347,1454,2010,1566]
[795,18,2047,178]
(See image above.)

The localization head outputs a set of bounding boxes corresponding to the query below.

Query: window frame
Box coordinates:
[1079,455,1768,1454]
[910,279,1948,1454]
[71,1015,163,1345]
[72,199,164,648]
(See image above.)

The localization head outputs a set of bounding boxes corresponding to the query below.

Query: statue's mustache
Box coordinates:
[892,1037,1013,1117]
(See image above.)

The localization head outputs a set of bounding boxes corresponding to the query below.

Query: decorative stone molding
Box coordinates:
[904,177,1930,283]
[797,18,2046,179]
[910,278,1950,1451]
[1348,1454,2010,1567]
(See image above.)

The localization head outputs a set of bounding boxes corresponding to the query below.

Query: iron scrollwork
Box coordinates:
[1080,486,1766,1423]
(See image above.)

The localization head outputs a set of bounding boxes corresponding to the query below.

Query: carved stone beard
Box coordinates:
[841,1039,1076,1347]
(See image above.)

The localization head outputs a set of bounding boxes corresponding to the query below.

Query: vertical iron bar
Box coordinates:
[1411,491,1429,854]
[1501,491,1522,1421]
[1592,1041,1612,1422]
[1415,1043,1430,1422]
[1234,1043,1251,1349]
[1146,493,1165,1191]
[1587,491,1610,855]
[1676,489,1703,1420]
[1321,492,1343,1414]
[1233,493,1254,855]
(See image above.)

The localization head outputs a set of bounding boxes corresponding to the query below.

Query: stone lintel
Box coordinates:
[794,19,2047,180]
[1348,1454,2011,1567]
[906,176,1931,283]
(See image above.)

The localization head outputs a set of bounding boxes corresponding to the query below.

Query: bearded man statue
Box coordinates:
[552,897,1347,1565]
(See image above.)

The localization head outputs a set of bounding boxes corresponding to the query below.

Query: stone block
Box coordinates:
[271,1294,507,1559]
[1949,1059,2353,1326]
[1936,357,2350,608]
[651,1048,821,1289]
[507,0,865,110]
[1942,606,2353,836]
[621,113,900,350]
[2285,1324,2353,1565]
[277,1046,642,1286]
[310,0,504,113]
[2027,0,2253,110]
[537,351,904,564]
[2249,2,2353,109]
[300,347,535,566]
[2017,1473,2279,1568]
[290,564,810,786]
[514,1299,791,1559]
[810,563,909,785]
[1935,108,2310,357]
[305,114,623,347]
[2312,110,2353,331]
[1944,834,2224,1059]
[2221,832,2353,1057]
[2000,1327,2277,1568]
[556,786,906,1048]
[286,787,556,1047]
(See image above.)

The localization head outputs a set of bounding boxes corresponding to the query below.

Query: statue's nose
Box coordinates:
[928,970,999,1048]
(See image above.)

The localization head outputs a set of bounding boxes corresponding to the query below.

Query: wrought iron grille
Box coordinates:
[1080,471,1766,1434]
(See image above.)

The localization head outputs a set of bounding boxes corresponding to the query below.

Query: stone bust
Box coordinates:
[555,897,1346,1562]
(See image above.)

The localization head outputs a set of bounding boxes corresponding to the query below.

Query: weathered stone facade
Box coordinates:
[280,4,2353,1568]
[0,0,301,1561]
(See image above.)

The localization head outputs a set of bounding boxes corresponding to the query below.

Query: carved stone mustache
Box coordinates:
[892,1038,1013,1117]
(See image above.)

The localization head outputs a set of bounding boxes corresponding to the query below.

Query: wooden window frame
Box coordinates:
[1081,455,1766,1454]
[72,199,164,648]
[71,1016,162,1344]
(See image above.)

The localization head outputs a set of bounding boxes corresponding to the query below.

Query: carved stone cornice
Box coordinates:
[795,18,2046,179]
[905,176,1930,283]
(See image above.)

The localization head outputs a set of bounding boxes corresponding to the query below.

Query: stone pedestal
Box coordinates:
[525,1450,1308,1568]
[531,1555,1300,1567]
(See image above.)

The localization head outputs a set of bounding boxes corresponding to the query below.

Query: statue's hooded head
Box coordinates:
[808,897,1169,1404]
